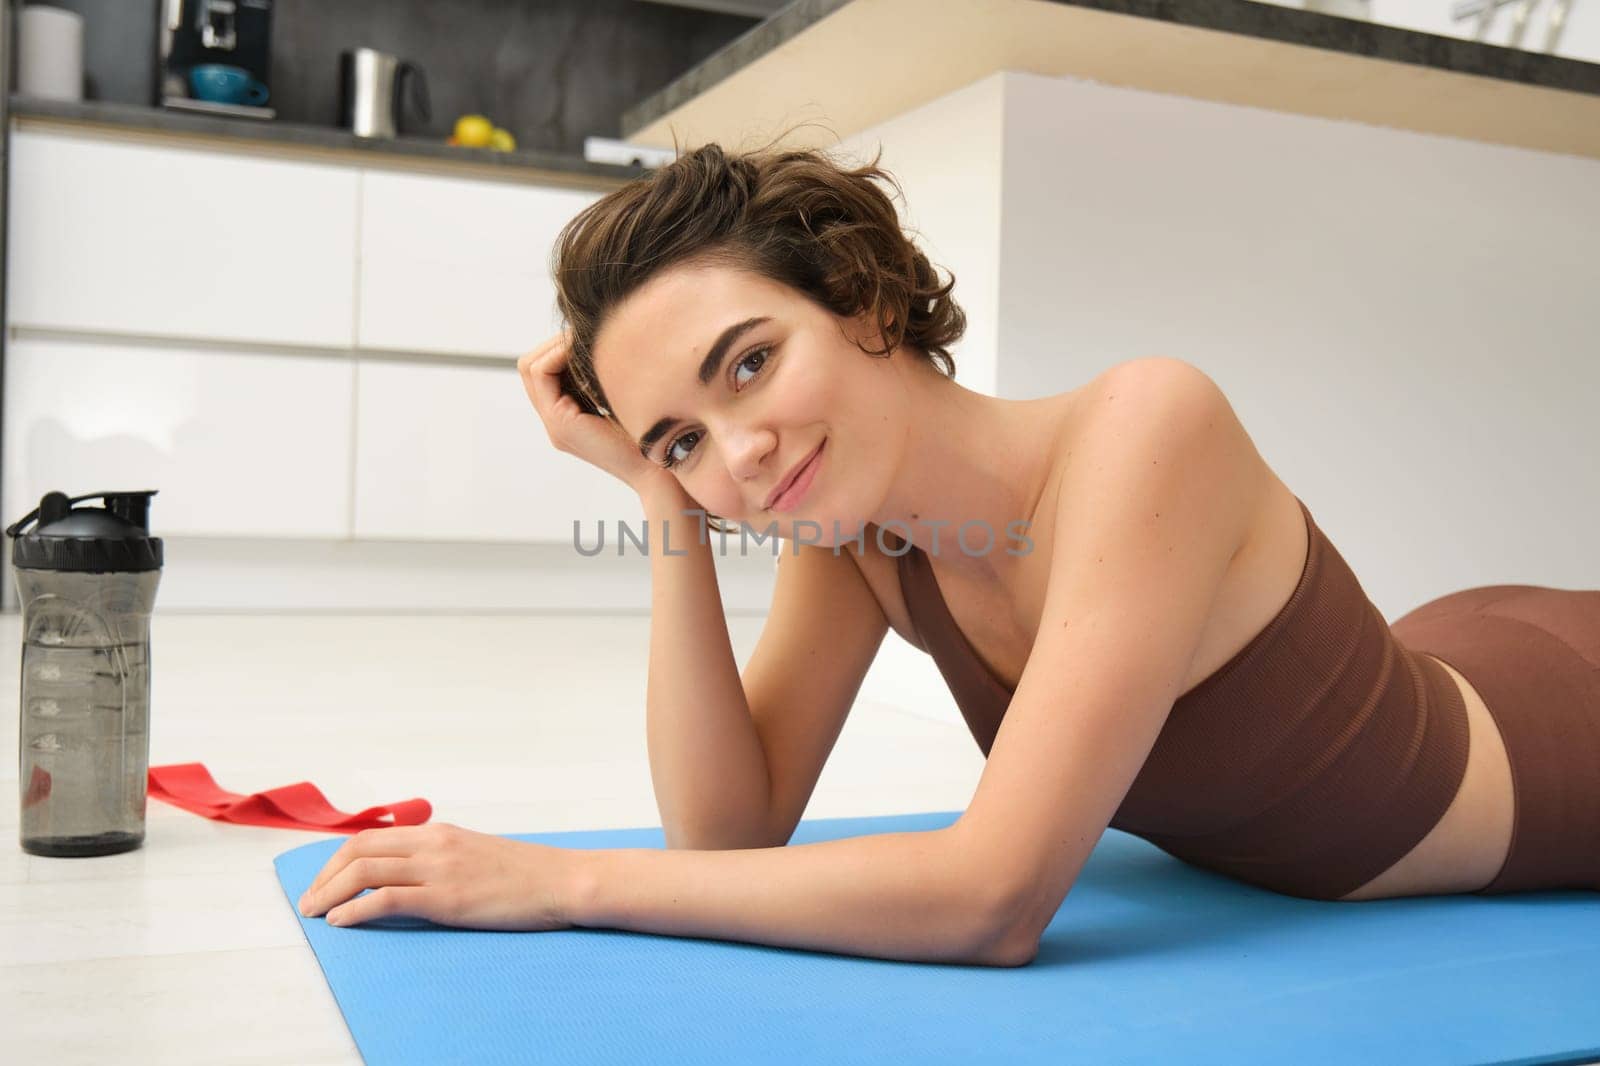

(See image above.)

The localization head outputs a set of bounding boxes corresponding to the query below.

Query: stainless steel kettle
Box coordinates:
[338,48,429,139]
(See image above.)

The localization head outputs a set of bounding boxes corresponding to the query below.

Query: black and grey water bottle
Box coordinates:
[6,490,163,857]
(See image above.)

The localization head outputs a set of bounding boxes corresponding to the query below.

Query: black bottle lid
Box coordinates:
[5,490,164,573]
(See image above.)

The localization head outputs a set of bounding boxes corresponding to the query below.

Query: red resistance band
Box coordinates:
[146,762,432,833]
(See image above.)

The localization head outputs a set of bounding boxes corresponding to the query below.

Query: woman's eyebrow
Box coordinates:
[635,316,771,458]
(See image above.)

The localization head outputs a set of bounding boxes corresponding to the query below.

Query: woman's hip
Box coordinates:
[1390,584,1600,894]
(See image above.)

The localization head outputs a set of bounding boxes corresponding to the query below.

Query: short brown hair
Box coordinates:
[550,141,965,422]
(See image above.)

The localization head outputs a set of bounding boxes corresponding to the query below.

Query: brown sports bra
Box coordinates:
[891,495,1470,901]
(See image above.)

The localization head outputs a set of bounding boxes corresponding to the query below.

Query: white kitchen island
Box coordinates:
[623,0,1600,615]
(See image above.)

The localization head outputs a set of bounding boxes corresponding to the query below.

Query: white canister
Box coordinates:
[17,4,86,102]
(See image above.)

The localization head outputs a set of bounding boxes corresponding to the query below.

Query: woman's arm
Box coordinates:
[298,821,1028,964]
[521,337,772,851]
[638,477,775,851]
[960,358,1263,947]
[567,822,1037,967]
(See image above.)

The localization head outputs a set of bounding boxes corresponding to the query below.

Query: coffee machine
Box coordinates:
[158,0,275,119]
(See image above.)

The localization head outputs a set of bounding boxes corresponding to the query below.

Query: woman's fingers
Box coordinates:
[519,334,593,456]
[519,331,587,432]
[516,329,567,376]
[325,884,433,927]
[302,854,420,917]
[300,826,427,908]
[517,330,568,380]
[513,328,655,490]
[305,819,425,889]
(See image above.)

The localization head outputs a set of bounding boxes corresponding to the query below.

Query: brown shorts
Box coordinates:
[1389,585,1600,894]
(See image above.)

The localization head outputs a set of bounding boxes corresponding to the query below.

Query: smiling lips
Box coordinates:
[766,440,825,512]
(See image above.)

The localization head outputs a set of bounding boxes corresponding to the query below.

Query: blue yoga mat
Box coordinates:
[275,811,1600,1065]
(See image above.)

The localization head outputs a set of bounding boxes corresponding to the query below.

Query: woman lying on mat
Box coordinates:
[298,140,1599,964]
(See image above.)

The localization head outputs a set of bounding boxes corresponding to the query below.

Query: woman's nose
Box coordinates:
[721,426,775,484]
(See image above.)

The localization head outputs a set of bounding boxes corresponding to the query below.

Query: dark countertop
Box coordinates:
[9,95,652,190]
[621,0,1600,159]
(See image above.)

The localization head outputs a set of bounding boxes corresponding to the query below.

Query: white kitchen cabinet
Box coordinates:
[356,170,600,358]
[2,336,354,538]
[352,358,642,542]
[6,127,358,347]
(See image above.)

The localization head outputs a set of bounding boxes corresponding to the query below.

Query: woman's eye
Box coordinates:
[663,431,699,469]
[733,347,770,386]
[660,344,774,471]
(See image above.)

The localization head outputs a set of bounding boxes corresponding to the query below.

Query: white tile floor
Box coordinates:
[0,610,987,1064]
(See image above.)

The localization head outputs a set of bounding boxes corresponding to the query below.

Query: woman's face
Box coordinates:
[591,260,910,541]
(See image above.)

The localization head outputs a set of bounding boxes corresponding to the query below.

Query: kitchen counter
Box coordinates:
[621,0,1600,160]
[8,95,650,191]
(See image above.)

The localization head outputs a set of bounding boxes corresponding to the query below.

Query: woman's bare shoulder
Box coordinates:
[1036,354,1275,581]
[1048,357,1259,477]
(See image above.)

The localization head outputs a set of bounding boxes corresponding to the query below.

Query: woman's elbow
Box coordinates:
[970,915,1043,967]
[965,878,1047,967]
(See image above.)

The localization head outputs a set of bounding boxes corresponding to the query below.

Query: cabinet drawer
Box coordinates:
[6,128,358,347]
[357,171,600,358]
[353,359,641,542]
[2,336,354,538]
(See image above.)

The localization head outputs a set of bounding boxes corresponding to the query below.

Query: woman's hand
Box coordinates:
[517,329,673,497]
[297,822,587,932]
